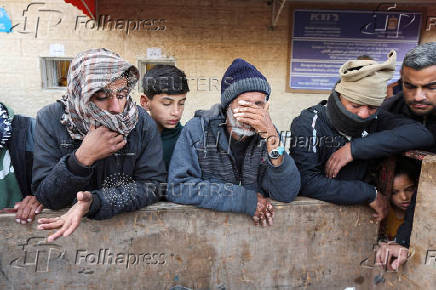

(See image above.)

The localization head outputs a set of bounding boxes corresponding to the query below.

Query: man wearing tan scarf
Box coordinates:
[290,50,434,221]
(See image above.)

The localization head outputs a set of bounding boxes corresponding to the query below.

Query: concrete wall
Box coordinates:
[0,197,379,289]
[2,0,435,132]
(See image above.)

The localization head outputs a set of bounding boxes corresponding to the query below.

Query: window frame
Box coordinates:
[40,57,73,90]
[137,58,176,93]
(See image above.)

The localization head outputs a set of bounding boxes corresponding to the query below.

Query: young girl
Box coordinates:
[385,157,419,240]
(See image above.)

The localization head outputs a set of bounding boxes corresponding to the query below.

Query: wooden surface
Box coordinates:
[0,197,378,289]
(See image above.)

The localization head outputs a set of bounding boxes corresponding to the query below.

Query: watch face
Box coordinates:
[269,150,280,159]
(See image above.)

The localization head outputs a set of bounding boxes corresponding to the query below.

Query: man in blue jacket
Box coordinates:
[167,58,301,226]
[33,49,167,241]
[290,50,434,221]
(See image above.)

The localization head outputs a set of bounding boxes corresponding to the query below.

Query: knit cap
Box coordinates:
[221,58,271,109]
[335,50,397,106]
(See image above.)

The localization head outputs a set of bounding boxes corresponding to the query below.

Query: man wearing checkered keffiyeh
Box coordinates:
[32,48,167,242]
[60,48,139,140]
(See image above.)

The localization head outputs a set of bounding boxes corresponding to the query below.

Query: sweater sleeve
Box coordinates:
[261,153,301,203]
[167,118,258,216]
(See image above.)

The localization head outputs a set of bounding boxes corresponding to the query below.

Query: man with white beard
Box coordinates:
[167,58,300,226]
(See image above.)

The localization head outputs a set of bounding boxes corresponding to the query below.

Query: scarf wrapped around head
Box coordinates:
[60,48,139,140]
[335,50,397,106]
[0,103,13,149]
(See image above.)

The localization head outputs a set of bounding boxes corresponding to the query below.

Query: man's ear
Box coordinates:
[140,94,151,110]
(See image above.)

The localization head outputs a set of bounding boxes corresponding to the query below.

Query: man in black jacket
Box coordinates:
[382,42,436,152]
[290,50,434,221]
[33,49,166,242]
[376,42,436,271]
[0,102,43,224]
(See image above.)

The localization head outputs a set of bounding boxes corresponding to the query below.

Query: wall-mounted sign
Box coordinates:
[0,8,12,33]
[289,9,422,91]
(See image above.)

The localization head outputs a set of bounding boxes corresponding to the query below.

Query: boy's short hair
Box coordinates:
[142,65,190,99]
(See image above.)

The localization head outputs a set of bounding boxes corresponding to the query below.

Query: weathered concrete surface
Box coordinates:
[380,156,436,289]
[0,197,378,289]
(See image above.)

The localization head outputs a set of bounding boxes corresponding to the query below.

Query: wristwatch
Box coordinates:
[268,146,285,159]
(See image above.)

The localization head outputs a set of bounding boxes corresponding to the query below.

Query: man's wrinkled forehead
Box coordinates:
[235,91,267,104]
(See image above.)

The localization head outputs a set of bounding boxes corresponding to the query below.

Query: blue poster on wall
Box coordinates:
[289,9,422,90]
[0,8,12,33]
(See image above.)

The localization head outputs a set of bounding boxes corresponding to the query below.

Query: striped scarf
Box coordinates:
[60,48,139,140]
[0,103,12,149]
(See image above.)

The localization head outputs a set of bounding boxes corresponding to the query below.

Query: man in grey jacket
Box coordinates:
[167,58,300,226]
[33,49,166,241]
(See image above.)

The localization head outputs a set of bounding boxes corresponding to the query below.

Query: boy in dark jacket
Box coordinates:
[140,65,190,170]
[290,50,434,221]
[34,49,166,241]
[167,59,301,226]
[0,102,43,224]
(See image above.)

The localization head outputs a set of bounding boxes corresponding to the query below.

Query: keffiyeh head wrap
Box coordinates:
[0,103,12,149]
[60,48,139,140]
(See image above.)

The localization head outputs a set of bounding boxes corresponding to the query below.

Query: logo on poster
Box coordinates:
[310,13,339,22]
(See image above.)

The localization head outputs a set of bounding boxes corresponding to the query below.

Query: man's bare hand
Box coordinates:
[14,196,43,224]
[369,191,389,222]
[325,142,353,178]
[233,101,277,140]
[37,191,92,242]
[252,193,274,227]
[75,124,127,166]
[376,242,409,271]
[1,196,44,224]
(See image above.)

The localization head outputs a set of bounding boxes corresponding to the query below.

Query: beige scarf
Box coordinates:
[335,50,397,106]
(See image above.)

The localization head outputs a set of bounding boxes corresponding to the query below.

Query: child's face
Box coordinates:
[141,94,186,131]
[391,173,416,211]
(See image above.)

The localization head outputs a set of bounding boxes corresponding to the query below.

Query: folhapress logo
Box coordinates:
[9,237,65,272]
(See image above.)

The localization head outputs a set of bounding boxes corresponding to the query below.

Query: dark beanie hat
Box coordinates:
[221,58,271,109]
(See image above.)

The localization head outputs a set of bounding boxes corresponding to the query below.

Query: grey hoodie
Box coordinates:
[166,104,301,216]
